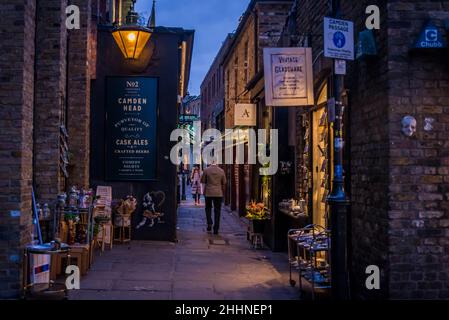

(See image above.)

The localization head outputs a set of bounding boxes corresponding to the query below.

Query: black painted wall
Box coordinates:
[90,26,185,241]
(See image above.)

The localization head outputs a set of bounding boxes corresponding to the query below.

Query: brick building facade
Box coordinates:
[0,0,36,299]
[222,0,293,214]
[200,34,233,133]
[290,0,449,299]
[0,0,103,299]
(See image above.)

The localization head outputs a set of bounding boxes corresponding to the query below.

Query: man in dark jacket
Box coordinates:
[201,163,226,235]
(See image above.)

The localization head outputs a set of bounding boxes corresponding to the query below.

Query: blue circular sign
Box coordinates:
[333,31,346,48]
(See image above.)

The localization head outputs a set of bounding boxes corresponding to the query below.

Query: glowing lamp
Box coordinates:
[112,0,153,60]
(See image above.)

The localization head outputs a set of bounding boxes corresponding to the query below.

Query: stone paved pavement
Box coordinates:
[69,200,299,300]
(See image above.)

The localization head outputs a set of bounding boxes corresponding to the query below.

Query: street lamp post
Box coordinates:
[327,0,351,300]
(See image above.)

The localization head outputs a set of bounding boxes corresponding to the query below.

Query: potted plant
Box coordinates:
[245,201,270,233]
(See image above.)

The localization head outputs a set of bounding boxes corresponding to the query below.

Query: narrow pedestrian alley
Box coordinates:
[69,200,299,300]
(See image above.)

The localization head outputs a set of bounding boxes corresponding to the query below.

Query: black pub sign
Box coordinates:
[105,77,158,181]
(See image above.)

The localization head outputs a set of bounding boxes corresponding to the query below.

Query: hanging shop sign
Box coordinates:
[324,17,355,60]
[263,47,314,107]
[179,114,199,123]
[413,21,447,49]
[234,103,257,127]
[105,77,158,181]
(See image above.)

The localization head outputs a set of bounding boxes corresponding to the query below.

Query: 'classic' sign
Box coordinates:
[263,47,314,107]
[105,77,158,181]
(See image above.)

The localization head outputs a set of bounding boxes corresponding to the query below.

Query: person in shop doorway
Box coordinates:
[201,161,226,235]
[190,165,202,206]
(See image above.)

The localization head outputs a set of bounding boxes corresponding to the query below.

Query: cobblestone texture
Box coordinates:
[69,201,300,300]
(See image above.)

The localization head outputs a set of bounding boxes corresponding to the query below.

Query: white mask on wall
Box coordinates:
[401,116,417,137]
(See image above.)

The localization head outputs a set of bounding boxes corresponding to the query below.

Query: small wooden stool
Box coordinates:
[113,225,131,244]
[96,223,113,254]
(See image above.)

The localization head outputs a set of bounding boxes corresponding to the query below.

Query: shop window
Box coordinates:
[311,83,332,229]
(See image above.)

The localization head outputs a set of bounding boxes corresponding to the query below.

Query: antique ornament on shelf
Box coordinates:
[57,192,67,208]
[43,203,51,219]
[401,115,417,137]
[68,186,80,207]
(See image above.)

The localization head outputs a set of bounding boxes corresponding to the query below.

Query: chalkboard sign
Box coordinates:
[105,77,158,181]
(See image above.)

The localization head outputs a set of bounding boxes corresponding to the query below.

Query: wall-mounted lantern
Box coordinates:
[112,0,154,59]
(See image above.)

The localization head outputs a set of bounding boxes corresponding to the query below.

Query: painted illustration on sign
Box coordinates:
[263,47,314,107]
[136,191,166,229]
[105,77,158,181]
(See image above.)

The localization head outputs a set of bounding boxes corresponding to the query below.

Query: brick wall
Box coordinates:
[34,0,68,202]
[342,0,391,299]
[200,34,233,131]
[224,1,292,130]
[386,1,449,299]
[294,0,449,299]
[0,0,36,299]
[67,0,92,189]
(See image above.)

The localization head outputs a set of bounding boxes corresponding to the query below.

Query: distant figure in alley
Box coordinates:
[190,165,202,206]
[201,162,226,235]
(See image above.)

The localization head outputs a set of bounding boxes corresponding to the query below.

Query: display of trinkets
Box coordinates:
[114,195,137,227]
[43,203,51,219]
[78,188,93,209]
[57,192,67,208]
[68,186,80,207]
[67,220,76,245]
[278,199,307,217]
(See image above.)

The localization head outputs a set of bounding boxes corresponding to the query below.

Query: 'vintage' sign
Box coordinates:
[105,77,158,181]
[263,47,314,107]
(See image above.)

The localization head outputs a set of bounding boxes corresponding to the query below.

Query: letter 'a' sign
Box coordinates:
[263,47,314,107]
[234,104,256,127]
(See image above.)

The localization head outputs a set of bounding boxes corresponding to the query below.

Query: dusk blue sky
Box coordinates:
[136,0,249,96]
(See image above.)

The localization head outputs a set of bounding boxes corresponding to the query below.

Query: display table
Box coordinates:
[54,243,90,276]
[69,243,90,275]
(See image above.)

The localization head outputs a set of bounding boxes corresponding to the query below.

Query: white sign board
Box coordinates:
[324,17,354,60]
[335,59,346,75]
[234,104,256,127]
[263,47,314,107]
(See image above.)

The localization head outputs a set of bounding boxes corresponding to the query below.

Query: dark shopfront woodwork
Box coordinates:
[90,26,193,241]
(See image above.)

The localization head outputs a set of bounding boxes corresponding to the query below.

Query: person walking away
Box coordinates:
[201,163,226,235]
[190,166,202,205]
